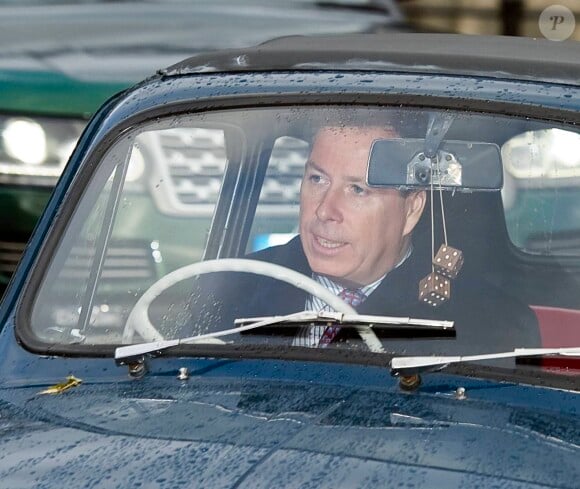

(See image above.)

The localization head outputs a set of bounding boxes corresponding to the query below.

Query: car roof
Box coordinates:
[162,33,580,87]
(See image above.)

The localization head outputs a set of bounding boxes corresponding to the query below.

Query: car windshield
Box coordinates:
[25,105,580,374]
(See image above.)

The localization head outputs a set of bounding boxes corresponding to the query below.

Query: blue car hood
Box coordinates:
[0,367,578,489]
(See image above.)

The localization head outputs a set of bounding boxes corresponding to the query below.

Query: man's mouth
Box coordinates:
[314,235,347,249]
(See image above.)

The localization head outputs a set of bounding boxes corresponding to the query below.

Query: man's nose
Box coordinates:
[315,186,343,222]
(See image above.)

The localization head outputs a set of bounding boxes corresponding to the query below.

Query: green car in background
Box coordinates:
[0,0,409,295]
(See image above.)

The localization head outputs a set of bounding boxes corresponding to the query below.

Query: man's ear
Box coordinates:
[402,190,427,237]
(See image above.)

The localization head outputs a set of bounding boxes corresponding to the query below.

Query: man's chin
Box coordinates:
[307,258,355,284]
[311,267,364,288]
[301,234,358,284]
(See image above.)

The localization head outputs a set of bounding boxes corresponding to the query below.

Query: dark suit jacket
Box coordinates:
[191,236,540,356]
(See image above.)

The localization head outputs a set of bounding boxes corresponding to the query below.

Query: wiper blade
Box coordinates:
[115,310,453,363]
[390,347,580,376]
[235,311,454,330]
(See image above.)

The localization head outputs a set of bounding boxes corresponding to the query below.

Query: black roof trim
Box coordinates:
[161,33,580,86]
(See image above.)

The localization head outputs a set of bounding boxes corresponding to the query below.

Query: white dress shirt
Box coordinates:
[292,246,412,348]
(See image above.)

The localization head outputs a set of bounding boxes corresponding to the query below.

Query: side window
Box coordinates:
[31,125,229,343]
[247,136,309,253]
[502,128,580,256]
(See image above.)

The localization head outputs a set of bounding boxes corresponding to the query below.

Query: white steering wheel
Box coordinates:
[122,258,383,351]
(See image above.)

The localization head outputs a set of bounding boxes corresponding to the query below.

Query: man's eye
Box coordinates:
[309,174,323,184]
[351,184,366,195]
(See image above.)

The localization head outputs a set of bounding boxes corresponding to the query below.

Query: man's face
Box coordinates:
[299,126,425,287]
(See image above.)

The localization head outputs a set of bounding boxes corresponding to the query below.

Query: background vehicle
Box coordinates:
[0,0,408,295]
[0,34,578,487]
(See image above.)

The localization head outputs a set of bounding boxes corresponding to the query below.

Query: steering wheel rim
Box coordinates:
[122,258,383,352]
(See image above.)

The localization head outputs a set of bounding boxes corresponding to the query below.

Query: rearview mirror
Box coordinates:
[367,139,503,191]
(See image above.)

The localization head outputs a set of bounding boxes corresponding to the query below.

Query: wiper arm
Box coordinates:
[115,310,312,363]
[115,311,453,364]
[390,347,580,376]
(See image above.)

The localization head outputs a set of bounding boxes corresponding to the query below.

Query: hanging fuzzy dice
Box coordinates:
[418,272,451,307]
[433,244,464,279]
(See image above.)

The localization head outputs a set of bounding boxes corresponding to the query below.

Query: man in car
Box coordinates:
[288,124,425,347]
[194,124,540,354]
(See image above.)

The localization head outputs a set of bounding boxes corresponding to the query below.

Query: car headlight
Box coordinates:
[0,115,86,186]
[502,128,580,183]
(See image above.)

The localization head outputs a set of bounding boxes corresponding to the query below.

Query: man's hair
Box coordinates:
[304,108,408,142]
[308,125,400,142]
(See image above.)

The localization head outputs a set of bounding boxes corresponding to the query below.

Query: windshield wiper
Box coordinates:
[234,311,454,330]
[390,347,580,376]
[115,311,453,364]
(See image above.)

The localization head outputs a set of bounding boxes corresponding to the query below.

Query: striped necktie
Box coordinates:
[318,287,367,347]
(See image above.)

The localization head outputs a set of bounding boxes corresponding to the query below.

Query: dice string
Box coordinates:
[430,169,435,272]
[430,154,449,273]
[437,154,448,246]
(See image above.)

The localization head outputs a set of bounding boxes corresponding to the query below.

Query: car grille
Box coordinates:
[260,138,307,208]
[0,240,157,279]
[159,128,226,207]
[150,129,308,216]
[60,241,158,282]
